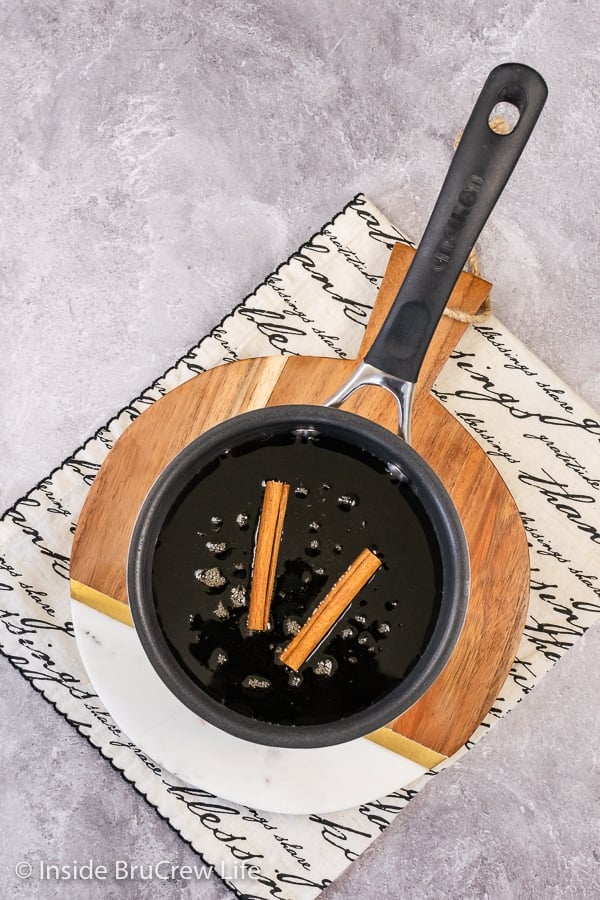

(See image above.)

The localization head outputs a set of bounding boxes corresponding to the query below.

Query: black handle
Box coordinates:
[365,63,547,383]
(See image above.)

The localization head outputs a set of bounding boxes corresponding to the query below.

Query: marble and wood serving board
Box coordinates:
[70,243,530,765]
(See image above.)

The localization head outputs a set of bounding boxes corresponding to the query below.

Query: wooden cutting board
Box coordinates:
[70,243,530,767]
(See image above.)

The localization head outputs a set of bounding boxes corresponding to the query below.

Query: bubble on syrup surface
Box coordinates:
[242,675,271,690]
[209,648,228,670]
[230,585,247,608]
[358,632,376,652]
[337,494,358,511]
[283,616,302,637]
[313,657,337,677]
[292,426,320,441]
[205,541,227,556]
[340,625,357,640]
[195,567,227,589]
[213,600,230,620]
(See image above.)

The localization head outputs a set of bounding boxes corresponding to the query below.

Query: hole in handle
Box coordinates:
[488,101,520,134]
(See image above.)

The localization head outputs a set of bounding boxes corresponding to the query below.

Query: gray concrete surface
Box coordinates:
[1,1,599,897]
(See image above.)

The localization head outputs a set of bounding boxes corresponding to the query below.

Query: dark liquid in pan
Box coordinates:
[152,431,443,727]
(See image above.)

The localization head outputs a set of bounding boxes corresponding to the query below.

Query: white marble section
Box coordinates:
[71,600,426,815]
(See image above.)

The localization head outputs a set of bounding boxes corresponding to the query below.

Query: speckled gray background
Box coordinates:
[1,1,599,898]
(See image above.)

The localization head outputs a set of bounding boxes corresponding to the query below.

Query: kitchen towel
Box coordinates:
[1,194,599,900]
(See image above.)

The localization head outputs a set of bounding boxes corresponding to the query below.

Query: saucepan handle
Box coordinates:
[365,63,547,384]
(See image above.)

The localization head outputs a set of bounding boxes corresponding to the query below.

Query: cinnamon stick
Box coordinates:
[279,548,382,671]
[247,480,290,631]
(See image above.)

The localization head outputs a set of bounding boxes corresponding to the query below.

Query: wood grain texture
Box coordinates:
[70,243,530,758]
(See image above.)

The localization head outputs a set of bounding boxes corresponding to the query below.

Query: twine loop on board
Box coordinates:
[442,115,510,325]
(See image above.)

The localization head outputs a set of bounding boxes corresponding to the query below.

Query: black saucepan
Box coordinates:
[128,63,547,748]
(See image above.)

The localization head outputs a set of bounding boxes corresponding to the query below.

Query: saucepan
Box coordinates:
[127,63,547,748]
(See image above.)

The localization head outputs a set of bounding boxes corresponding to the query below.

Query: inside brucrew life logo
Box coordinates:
[21,859,261,882]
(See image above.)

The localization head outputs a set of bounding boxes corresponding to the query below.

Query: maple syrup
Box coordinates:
[152,430,443,727]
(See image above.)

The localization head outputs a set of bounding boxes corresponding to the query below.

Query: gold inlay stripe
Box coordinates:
[70,580,134,628]
[366,727,447,768]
